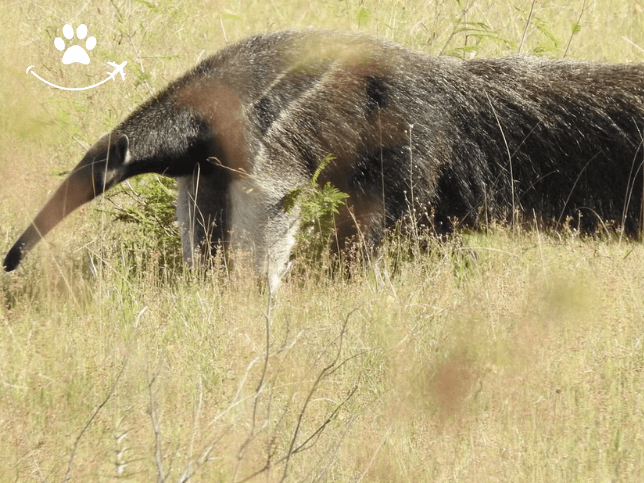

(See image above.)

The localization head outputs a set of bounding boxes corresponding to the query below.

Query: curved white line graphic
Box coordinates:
[26,62,127,91]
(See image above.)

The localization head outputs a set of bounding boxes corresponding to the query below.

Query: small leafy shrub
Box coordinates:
[283,154,350,265]
[100,174,183,271]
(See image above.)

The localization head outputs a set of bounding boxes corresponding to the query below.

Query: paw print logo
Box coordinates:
[27,22,126,91]
[54,24,96,65]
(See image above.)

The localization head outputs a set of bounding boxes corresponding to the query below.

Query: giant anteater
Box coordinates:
[4,30,644,289]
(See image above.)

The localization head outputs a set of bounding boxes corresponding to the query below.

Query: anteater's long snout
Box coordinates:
[3,160,106,271]
[3,134,129,272]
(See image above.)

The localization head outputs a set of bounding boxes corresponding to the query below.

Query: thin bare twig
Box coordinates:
[219,11,229,43]
[355,427,392,483]
[563,0,588,58]
[179,424,234,482]
[179,373,204,482]
[555,151,602,231]
[234,310,360,483]
[62,362,127,483]
[619,124,644,243]
[233,265,274,481]
[148,369,166,483]
[280,309,356,481]
[485,92,516,230]
[622,36,644,55]
[518,0,537,54]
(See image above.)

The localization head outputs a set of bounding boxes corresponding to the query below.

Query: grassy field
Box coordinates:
[2,0,644,481]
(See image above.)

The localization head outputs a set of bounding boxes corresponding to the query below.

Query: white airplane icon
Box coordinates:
[107,61,127,81]
[27,60,129,91]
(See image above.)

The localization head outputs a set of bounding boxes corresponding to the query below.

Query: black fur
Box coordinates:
[365,75,390,114]
[5,30,644,288]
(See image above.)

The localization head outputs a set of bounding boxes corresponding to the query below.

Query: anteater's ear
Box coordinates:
[114,134,129,162]
[100,133,130,169]
[117,134,129,152]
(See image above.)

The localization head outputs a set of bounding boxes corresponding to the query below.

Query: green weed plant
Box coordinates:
[283,154,349,263]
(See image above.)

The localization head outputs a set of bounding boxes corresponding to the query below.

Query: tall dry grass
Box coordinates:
[2,1,644,481]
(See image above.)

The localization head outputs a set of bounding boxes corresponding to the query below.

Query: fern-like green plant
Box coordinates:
[100,174,183,270]
[283,154,350,259]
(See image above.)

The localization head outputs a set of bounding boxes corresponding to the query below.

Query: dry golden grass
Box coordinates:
[3,1,644,482]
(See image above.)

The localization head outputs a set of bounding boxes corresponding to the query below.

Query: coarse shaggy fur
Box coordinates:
[5,30,644,288]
